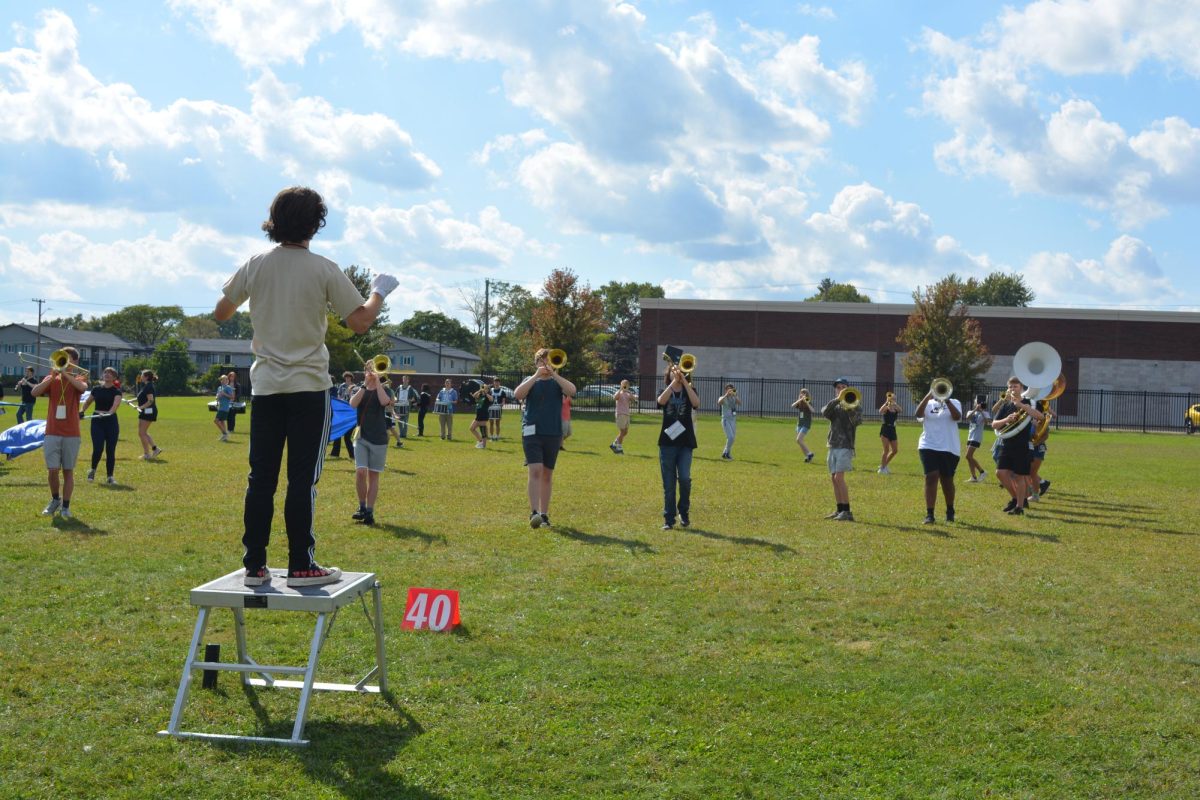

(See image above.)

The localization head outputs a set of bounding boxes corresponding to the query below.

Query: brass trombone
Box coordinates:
[19,349,90,380]
[837,386,861,410]
[678,353,697,375]
[931,377,953,401]
[547,349,567,370]
[366,354,391,374]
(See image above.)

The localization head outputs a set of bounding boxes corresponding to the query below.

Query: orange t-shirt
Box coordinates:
[45,377,83,438]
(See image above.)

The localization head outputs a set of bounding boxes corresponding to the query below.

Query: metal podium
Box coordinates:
[159,569,387,746]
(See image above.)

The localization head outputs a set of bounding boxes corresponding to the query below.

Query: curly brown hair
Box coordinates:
[262,186,327,244]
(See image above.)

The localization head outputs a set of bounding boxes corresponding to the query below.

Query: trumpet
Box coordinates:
[931,377,953,401]
[838,386,861,410]
[885,391,895,402]
[366,354,391,374]
[547,349,567,370]
[19,350,90,380]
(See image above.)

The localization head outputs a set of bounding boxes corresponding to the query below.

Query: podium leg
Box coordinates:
[373,582,388,693]
[164,606,211,735]
[291,612,328,744]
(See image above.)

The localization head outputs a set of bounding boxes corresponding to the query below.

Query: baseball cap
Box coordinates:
[834,376,850,385]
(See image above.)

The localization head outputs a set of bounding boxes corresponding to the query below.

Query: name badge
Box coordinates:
[665,420,686,440]
[56,404,67,420]
[523,424,537,436]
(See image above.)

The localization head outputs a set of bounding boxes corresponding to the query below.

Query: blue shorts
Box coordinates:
[796,425,810,434]
[1031,443,1047,460]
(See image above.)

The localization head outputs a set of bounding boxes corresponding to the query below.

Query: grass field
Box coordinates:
[1,398,1198,799]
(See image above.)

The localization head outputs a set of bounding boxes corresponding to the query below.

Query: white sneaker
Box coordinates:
[106,476,116,485]
[475,441,486,449]
[42,498,62,516]
[151,447,163,458]
[59,507,73,520]
[979,470,987,482]
[86,469,96,482]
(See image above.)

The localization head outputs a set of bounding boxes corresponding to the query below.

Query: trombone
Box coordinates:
[930,377,953,401]
[547,349,567,370]
[366,354,391,374]
[19,349,90,380]
[837,386,861,410]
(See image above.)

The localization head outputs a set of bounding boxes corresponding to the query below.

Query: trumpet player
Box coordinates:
[916,383,962,524]
[877,391,901,474]
[792,388,815,462]
[991,377,1045,516]
[30,347,88,520]
[515,347,577,529]
[658,361,700,529]
[718,384,740,460]
[964,394,991,482]
[821,377,862,522]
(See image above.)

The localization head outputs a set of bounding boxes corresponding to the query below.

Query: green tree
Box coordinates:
[122,356,153,388]
[97,304,185,346]
[958,272,1035,307]
[177,315,221,340]
[805,278,871,302]
[395,310,478,353]
[481,282,540,373]
[44,313,95,330]
[896,277,993,400]
[214,310,254,339]
[325,314,359,375]
[150,336,196,394]
[528,268,607,382]
[597,280,664,377]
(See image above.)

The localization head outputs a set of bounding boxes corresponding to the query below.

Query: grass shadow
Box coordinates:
[52,517,110,535]
[952,520,1060,543]
[100,483,136,492]
[553,525,656,554]
[857,519,954,539]
[1030,508,1192,536]
[680,526,796,553]
[1050,490,1150,511]
[371,522,447,547]
[701,456,781,466]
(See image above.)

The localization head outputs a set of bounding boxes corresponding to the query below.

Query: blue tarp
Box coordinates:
[0,420,47,460]
[329,398,356,443]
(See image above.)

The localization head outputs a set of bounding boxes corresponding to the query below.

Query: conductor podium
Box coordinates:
[159,569,387,747]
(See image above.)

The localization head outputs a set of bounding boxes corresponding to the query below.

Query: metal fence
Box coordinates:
[487,372,1198,435]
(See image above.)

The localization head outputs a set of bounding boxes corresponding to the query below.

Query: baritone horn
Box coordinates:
[547,349,567,370]
[931,377,953,401]
[838,386,861,410]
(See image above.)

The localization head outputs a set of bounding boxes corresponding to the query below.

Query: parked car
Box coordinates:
[1186,403,1200,434]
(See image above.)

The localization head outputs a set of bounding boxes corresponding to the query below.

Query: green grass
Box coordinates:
[1,399,1198,799]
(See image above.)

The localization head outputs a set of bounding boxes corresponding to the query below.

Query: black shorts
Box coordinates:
[879,424,897,442]
[919,448,960,476]
[966,440,982,450]
[522,434,562,470]
[997,445,1031,476]
[474,409,489,422]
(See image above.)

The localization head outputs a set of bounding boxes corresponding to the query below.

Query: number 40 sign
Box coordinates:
[402,587,460,632]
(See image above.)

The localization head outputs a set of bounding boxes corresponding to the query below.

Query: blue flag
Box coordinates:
[0,420,47,460]
[329,398,356,443]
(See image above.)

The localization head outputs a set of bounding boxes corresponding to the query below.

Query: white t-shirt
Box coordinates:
[223,246,366,395]
[916,398,962,455]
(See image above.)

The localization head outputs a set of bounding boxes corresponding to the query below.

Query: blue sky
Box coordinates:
[2,0,1198,329]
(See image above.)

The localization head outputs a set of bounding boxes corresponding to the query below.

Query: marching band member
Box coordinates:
[488,377,505,441]
[821,378,862,522]
[470,382,492,448]
[16,366,37,423]
[657,361,700,529]
[1027,400,1053,502]
[215,185,397,588]
[82,367,123,485]
[350,362,394,526]
[610,379,634,454]
[394,374,417,444]
[792,388,815,463]
[30,347,88,519]
[329,371,356,459]
[915,386,962,524]
[877,392,901,474]
[964,394,991,482]
[991,376,1045,516]
[718,384,740,460]
[214,374,235,441]
[135,370,163,460]
[515,347,576,529]
[417,383,432,436]
[436,379,457,440]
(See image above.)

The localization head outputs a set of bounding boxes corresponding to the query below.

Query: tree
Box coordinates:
[96,304,185,346]
[805,278,871,303]
[44,313,94,330]
[341,264,391,359]
[214,310,254,339]
[325,314,359,375]
[121,356,153,388]
[527,268,607,381]
[958,272,1034,307]
[597,281,664,377]
[150,336,196,394]
[395,310,477,353]
[176,315,221,340]
[896,277,993,400]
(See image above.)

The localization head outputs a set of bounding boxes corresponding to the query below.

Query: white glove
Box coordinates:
[370,273,399,298]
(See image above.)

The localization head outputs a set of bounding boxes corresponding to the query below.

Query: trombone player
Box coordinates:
[821,377,862,522]
[30,347,89,520]
[916,378,962,524]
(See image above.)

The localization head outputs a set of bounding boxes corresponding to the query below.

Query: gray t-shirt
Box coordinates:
[222,246,366,395]
[718,394,739,420]
[966,407,992,442]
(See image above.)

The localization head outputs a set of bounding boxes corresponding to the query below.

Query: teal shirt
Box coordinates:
[521,378,563,436]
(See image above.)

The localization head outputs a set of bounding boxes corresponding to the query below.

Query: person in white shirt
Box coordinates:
[915,389,962,524]
[215,186,398,588]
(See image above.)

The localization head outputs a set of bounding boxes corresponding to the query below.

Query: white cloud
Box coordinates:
[0,10,439,196]
[1022,234,1178,305]
[920,0,1200,228]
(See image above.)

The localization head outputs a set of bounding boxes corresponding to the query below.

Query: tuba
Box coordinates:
[1031,376,1067,444]
[997,342,1062,439]
[838,386,861,410]
[931,378,953,401]
[547,349,567,370]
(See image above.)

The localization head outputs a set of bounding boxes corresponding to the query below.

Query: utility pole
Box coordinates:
[32,298,46,361]
[484,279,490,354]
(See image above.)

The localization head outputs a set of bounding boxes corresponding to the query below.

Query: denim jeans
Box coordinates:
[17,401,35,423]
[721,416,736,455]
[659,445,694,523]
[242,391,330,573]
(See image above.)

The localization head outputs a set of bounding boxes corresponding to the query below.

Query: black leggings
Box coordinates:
[91,417,119,476]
